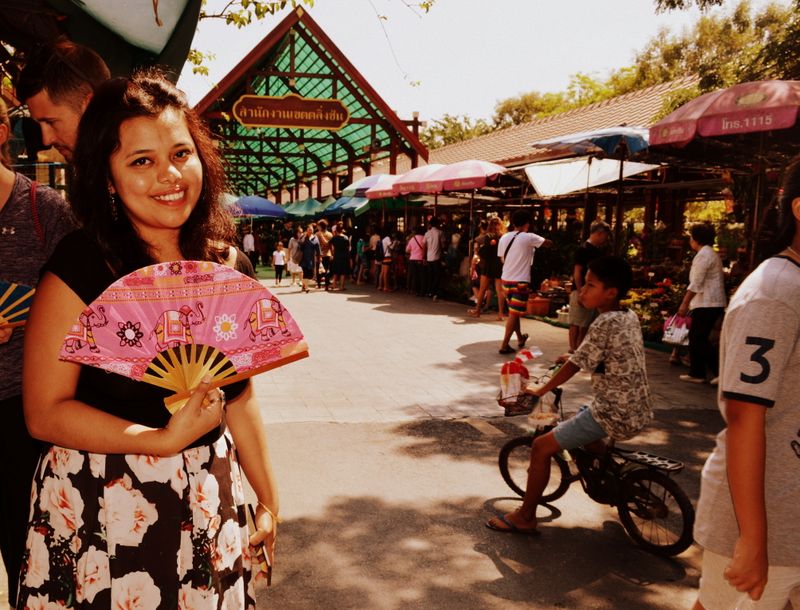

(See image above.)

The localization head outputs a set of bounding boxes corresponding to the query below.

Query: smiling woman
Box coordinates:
[18,70,279,609]
[108,107,204,260]
[70,71,233,274]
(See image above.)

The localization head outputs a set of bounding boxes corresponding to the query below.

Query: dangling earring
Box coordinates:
[108,190,119,222]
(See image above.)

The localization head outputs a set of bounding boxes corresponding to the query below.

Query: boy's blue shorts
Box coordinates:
[553,406,607,450]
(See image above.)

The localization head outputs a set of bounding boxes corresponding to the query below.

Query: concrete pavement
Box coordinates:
[251,281,723,609]
[255,279,719,424]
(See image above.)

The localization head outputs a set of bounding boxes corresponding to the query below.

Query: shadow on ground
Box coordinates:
[261,496,697,610]
[390,409,723,502]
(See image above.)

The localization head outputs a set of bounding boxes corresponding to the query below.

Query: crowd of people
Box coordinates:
[239,215,463,300]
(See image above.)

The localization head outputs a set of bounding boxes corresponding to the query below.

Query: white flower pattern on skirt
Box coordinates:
[22,530,49,589]
[18,432,259,609]
[111,572,161,610]
[75,546,110,604]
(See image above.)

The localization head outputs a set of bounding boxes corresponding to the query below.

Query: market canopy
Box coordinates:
[195,7,428,199]
[524,157,660,197]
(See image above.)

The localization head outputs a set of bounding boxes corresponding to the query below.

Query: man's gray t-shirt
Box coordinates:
[0,174,75,399]
[694,256,800,566]
[569,309,653,440]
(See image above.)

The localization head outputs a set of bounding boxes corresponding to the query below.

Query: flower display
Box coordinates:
[621,279,686,342]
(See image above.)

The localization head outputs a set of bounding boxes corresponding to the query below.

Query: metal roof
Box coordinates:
[195,7,428,198]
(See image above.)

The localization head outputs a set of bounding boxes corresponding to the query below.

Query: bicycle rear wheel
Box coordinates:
[498,434,571,503]
[617,468,695,556]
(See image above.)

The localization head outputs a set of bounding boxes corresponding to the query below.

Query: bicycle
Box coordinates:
[497,376,695,557]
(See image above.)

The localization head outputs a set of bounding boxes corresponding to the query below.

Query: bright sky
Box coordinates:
[179,0,786,123]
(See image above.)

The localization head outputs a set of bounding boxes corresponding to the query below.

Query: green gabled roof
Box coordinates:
[196,7,427,197]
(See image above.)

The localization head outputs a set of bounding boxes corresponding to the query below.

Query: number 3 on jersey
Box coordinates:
[741,336,775,384]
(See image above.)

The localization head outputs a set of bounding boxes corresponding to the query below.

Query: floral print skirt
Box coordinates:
[18,431,258,609]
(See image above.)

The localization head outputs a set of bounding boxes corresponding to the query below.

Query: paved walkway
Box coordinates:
[254,280,719,424]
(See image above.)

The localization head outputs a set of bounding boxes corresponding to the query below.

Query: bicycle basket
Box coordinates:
[497,391,539,417]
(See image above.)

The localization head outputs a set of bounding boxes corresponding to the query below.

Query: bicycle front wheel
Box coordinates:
[616,468,695,556]
[498,434,571,503]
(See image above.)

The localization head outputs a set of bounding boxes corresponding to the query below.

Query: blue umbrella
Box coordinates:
[532,126,649,158]
[235,195,287,218]
[321,196,368,216]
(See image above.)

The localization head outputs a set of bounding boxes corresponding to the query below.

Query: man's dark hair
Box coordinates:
[589,220,611,235]
[690,223,715,247]
[772,156,800,256]
[17,38,110,108]
[70,68,233,276]
[429,217,440,228]
[587,255,633,301]
[511,210,531,228]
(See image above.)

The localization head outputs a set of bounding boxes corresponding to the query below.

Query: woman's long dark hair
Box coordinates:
[70,69,234,275]
[771,157,800,256]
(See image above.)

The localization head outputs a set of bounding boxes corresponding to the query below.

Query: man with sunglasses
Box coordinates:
[17,38,109,162]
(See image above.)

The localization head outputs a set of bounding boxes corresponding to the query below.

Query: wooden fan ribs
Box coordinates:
[0,282,35,327]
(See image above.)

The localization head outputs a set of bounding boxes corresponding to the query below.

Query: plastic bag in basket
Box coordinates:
[498,347,543,416]
[527,391,559,428]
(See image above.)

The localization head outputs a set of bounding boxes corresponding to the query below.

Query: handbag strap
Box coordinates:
[30,181,45,246]
[502,231,520,260]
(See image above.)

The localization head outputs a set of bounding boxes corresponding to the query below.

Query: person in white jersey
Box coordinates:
[692,157,800,610]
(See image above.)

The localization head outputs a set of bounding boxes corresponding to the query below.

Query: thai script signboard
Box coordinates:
[232,93,350,131]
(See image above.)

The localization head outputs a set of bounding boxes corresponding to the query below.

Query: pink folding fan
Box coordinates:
[59,260,308,412]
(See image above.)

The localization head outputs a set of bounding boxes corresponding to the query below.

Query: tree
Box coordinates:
[490,69,640,130]
[655,0,725,9]
[492,91,570,129]
[746,0,800,80]
[420,114,491,149]
[632,0,791,91]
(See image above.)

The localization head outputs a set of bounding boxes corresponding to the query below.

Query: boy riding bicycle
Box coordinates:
[486,255,653,535]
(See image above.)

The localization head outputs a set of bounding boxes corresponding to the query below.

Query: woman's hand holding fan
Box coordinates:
[58,261,309,411]
[161,376,225,453]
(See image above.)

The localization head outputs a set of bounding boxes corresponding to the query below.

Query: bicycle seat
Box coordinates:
[614,448,685,473]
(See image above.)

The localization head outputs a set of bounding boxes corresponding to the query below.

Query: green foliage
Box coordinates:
[420,114,492,149]
[745,0,800,80]
[652,84,703,121]
[633,0,793,92]
[654,0,724,9]
[493,90,570,129]
[187,49,216,76]
[200,1,315,28]
[684,200,728,223]
[490,69,641,131]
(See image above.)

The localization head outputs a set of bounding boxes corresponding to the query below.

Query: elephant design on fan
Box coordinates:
[248,297,288,341]
[150,302,205,351]
[63,306,108,353]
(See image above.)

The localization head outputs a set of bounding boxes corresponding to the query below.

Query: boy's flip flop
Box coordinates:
[498,346,516,354]
[485,515,540,536]
[517,333,529,349]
